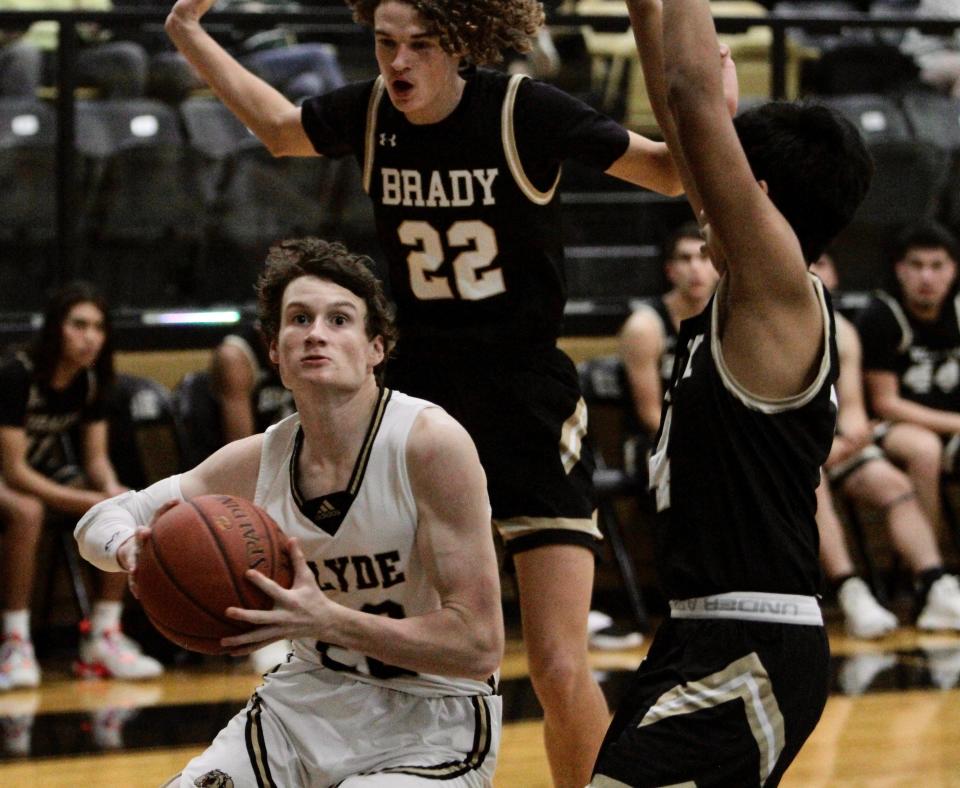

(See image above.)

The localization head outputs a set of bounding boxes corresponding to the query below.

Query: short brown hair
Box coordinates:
[348,0,544,66]
[256,238,398,383]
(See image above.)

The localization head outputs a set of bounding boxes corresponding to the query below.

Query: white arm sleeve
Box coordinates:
[74,475,185,573]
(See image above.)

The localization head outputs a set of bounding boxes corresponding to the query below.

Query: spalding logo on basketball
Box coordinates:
[136,495,293,654]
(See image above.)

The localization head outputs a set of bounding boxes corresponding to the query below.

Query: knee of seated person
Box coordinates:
[3,493,44,530]
[850,460,912,502]
[900,429,945,471]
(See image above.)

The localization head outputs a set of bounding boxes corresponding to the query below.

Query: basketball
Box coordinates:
[136,495,293,654]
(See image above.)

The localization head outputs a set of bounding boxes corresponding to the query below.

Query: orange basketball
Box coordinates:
[136,495,293,654]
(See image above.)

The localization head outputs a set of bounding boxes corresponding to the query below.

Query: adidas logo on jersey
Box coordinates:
[312,499,340,521]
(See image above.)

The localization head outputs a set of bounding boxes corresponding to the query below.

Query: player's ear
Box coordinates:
[368,335,385,369]
[758,179,769,195]
[269,339,280,366]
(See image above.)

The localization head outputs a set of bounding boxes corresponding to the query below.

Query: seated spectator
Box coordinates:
[858,221,960,627]
[811,252,957,637]
[212,321,293,445]
[0,0,149,98]
[0,281,162,689]
[619,221,718,470]
[900,0,960,97]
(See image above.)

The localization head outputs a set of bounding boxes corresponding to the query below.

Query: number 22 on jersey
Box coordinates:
[399,219,505,301]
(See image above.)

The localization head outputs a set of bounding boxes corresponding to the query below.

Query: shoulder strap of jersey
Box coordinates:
[501,73,561,205]
[875,290,913,354]
[362,76,387,195]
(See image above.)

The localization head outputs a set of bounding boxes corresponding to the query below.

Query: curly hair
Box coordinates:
[257,237,397,383]
[348,0,544,65]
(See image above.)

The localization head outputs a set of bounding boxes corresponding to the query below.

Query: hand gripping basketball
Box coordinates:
[134,495,293,654]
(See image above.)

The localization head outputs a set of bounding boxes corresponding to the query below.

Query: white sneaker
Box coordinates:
[587,610,644,650]
[838,577,898,639]
[75,629,163,680]
[838,652,897,696]
[917,574,960,631]
[249,640,292,674]
[0,636,40,690]
[922,646,960,690]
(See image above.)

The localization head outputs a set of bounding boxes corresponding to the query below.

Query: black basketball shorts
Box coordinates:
[591,617,830,787]
[387,343,600,556]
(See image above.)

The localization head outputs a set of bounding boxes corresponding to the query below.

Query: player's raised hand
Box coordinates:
[167,0,217,29]
[221,538,337,653]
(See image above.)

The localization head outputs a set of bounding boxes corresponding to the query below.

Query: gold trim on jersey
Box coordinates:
[637,652,786,786]
[288,387,393,531]
[495,513,601,541]
[875,288,960,361]
[501,73,562,206]
[559,396,588,473]
[244,694,277,787]
[349,385,391,497]
[711,273,834,414]
[372,695,495,780]
[363,76,387,195]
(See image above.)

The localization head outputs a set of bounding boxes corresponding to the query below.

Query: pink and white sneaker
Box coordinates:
[74,627,163,680]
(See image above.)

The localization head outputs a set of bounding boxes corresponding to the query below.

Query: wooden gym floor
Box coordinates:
[0,612,958,787]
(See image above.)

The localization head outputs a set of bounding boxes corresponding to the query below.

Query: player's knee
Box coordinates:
[4,497,44,543]
[526,644,589,704]
[856,462,912,502]
[909,432,945,473]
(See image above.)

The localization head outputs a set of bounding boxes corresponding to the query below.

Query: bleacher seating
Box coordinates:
[0,97,60,311]
[77,98,208,306]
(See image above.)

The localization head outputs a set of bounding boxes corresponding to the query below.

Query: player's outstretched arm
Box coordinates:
[221,409,505,680]
[165,0,315,157]
[74,435,264,573]
[657,0,823,399]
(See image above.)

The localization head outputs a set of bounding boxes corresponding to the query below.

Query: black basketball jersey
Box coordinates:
[857,290,960,413]
[648,276,839,599]
[644,296,680,396]
[0,352,105,479]
[301,67,629,352]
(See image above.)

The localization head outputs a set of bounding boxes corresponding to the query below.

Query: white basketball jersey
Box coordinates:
[254,388,496,698]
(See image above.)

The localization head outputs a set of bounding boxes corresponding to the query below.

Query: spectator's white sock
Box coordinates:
[2,610,30,640]
[90,601,123,636]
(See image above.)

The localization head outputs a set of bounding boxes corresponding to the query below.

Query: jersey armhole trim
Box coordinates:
[875,290,913,354]
[501,74,561,206]
[711,273,834,414]
[362,77,386,195]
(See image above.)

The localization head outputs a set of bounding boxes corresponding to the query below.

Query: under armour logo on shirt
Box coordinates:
[379,133,397,147]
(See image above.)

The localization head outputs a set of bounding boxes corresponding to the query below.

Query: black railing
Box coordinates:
[0,7,957,341]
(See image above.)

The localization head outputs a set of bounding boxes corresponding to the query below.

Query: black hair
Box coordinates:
[30,280,114,389]
[733,101,874,263]
[663,221,703,263]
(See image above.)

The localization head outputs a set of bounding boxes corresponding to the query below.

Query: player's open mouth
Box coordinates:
[393,79,414,97]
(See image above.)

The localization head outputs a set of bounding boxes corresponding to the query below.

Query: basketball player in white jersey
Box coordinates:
[75,237,504,787]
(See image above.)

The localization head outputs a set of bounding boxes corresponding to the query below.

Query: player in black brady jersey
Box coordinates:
[164,0,716,783]
[857,221,960,625]
[0,282,162,691]
[589,2,872,786]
